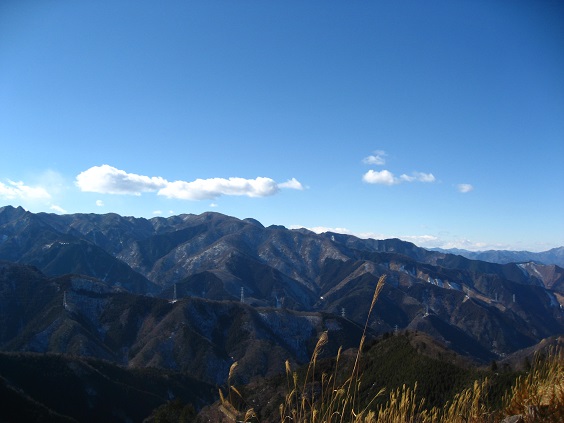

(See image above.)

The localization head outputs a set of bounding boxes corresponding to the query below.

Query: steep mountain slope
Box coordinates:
[0,261,365,385]
[315,254,563,360]
[1,205,563,364]
[118,213,351,300]
[0,207,157,294]
[499,335,564,370]
[516,262,564,293]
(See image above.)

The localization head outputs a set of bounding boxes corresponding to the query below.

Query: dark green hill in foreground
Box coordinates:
[195,331,524,422]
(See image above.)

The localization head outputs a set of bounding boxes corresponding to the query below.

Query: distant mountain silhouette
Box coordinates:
[432,246,564,267]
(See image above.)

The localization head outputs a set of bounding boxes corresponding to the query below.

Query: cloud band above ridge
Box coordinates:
[75,165,303,200]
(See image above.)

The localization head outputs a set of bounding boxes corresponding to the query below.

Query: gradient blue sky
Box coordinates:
[1,0,563,251]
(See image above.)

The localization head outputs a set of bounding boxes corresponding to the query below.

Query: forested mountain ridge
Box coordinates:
[1,205,563,365]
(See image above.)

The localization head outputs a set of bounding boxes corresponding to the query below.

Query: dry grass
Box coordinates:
[218,274,564,423]
[503,346,564,423]
[275,275,388,423]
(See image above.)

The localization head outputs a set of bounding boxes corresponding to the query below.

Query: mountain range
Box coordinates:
[432,246,564,268]
[0,204,563,419]
[1,205,563,358]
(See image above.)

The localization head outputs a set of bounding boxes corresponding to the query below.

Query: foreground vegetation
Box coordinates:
[209,276,564,423]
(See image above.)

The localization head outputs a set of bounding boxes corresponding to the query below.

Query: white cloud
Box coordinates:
[290,225,389,240]
[296,226,354,235]
[413,172,436,183]
[278,178,304,190]
[396,235,514,252]
[0,180,51,200]
[399,234,440,247]
[363,169,436,185]
[50,204,67,214]
[158,177,280,200]
[362,169,398,185]
[95,200,104,207]
[438,239,511,251]
[75,165,168,195]
[291,225,520,251]
[399,175,414,182]
[399,172,436,183]
[210,203,218,208]
[293,222,535,252]
[457,184,474,193]
[303,227,438,246]
[440,240,486,250]
[152,210,163,215]
[362,150,387,166]
[76,165,303,201]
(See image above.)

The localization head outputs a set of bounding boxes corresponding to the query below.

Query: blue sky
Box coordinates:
[1,0,563,252]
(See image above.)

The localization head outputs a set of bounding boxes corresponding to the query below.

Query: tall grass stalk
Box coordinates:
[276,275,387,423]
[218,361,243,421]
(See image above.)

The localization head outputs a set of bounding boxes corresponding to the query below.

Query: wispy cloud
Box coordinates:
[400,172,436,183]
[400,235,516,251]
[293,225,354,235]
[49,204,67,214]
[75,165,303,200]
[291,225,391,241]
[294,226,438,248]
[362,170,435,185]
[278,178,304,190]
[457,183,474,193]
[95,200,104,207]
[399,234,440,245]
[0,180,51,200]
[291,225,513,252]
[362,150,387,166]
[438,239,511,251]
